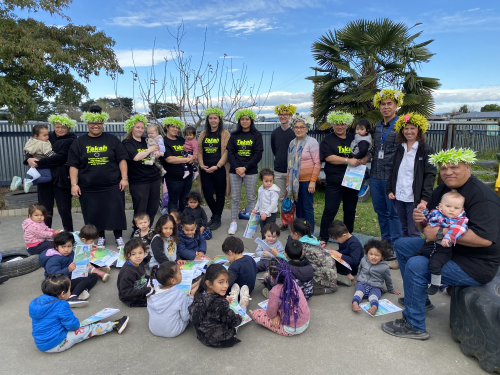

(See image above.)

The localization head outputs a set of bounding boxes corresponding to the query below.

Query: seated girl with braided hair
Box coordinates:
[249,258,310,336]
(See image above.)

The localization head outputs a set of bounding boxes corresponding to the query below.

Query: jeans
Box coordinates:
[165,177,193,213]
[370,178,402,244]
[200,167,226,217]
[32,168,52,185]
[295,181,315,234]
[394,200,421,238]
[394,237,482,332]
[129,180,161,230]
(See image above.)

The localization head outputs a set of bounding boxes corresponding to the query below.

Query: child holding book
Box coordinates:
[222,236,257,301]
[189,264,245,347]
[250,258,310,336]
[71,224,110,282]
[150,214,186,269]
[252,168,280,231]
[178,215,207,260]
[327,220,363,283]
[117,238,151,307]
[23,204,61,255]
[255,222,285,272]
[183,191,212,240]
[147,261,200,338]
[352,239,401,315]
[29,273,129,352]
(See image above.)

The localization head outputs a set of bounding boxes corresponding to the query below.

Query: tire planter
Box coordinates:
[4,186,38,209]
[450,268,500,373]
[358,184,370,203]
[0,248,41,278]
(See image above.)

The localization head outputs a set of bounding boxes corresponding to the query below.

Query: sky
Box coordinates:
[21,0,500,116]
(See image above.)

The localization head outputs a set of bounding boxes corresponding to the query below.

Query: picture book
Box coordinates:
[116,246,126,268]
[175,269,194,296]
[254,237,271,252]
[230,301,252,327]
[212,255,228,264]
[80,308,120,327]
[90,247,119,267]
[72,245,91,279]
[359,299,403,317]
[243,213,260,239]
[258,299,269,310]
[325,248,352,271]
[341,165,366,191]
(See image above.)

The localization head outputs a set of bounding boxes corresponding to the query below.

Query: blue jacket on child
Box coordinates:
[39,249,74,278]
[178,231,207,260]
[29,294,80,351]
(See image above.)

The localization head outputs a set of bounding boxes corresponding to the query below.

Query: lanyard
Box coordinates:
[380,116,398,145]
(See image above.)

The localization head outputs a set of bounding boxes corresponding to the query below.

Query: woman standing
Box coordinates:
[287,115,321,234]
[226,109,264,235]
[197,108,231,230]
[122,115,161,230]
[68,105,129,247]
[161,117,194,213]
[25,114,77,232]
[319,112,369,246]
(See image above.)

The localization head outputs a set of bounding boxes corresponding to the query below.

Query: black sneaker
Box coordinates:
[67,296,88,308]
[381,316,430,340]
[398,297,435,311]
[386,247,397,261]
[113,316,129,334]
[208,215,222,230]
[0,275,9,284]
[206,216,214,228]
[279,224,288,231]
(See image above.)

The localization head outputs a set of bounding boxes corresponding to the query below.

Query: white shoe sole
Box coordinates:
[117,317,129,334]
[68,300,88,308]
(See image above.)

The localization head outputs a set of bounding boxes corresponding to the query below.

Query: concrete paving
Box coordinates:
[0,208,486,374]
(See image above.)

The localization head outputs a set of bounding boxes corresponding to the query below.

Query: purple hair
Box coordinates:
[268,258,303,328]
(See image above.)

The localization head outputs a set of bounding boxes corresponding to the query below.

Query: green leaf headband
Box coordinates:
[327,111,354,125]
[162,117,184,129]
[235,109,256,122]
[124,114,148,133]
[429,148,477,167]
[290,114,312,128]
[47,114,76,129]
[80,111,109,123]
[394,113,429,134]
[203,107,225,119]
[373,89,404,108]
[274,104,296,115]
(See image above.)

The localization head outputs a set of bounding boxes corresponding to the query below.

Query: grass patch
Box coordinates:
[476,149,500,161]
[474,173,497,182]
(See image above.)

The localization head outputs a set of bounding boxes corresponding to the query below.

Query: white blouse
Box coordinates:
[395,142,418,203]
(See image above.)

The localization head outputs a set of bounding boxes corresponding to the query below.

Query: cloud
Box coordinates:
[434,86,500,105]
[223,19,276,34]
[115,49,176,67]
[421,8,500,33]
[227,68,239,72]
[467,8,480,11]
[219,55,243,59]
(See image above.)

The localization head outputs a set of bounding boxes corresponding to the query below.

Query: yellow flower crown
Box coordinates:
[373,89,404,108]
[274,104,297,115]
[394,113,429,133]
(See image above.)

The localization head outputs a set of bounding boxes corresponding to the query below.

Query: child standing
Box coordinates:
[132,212,155,262]
[183,126,199,179]
[145,125,166,176]
[29,273,128,352]
[222,236,257,299]
[117,238,151,307]
[327,220,363,282]
[11,124,56,193]
[415,190,468,295]
[149,214,185,269]
[250,258,310,336]
[183,191,212,240]
[178,215,207,260]
[350,119,372,160]
[23,204,60,255]
[352,239,401,315]
[252,168,280,232]
[255,222,285,272]
[147,261,200,337]
[189,264,245,348]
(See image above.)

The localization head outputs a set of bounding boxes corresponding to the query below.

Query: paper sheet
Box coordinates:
[341,165,366,191]
[72,245,91,279]
[243,213,260,239]
[359,299,403,317]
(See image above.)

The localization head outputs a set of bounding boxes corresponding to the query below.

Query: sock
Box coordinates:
[425,284,439,295]
[183,170,190,179]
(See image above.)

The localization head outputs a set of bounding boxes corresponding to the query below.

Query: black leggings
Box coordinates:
[71,274,99,296]
[37,182,74,232]
[200,167,226,217]
[99,230,123,240]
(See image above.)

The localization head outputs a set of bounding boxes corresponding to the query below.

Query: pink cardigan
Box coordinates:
[267,281,310,329]
[183,138,198,157]
[22,218,55,248]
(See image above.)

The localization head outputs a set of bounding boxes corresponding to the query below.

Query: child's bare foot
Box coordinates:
[352,302,362,312]
[347,273,354,281]
[367,305,378,315]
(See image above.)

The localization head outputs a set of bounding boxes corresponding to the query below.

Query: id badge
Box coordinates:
[378,150,385,159]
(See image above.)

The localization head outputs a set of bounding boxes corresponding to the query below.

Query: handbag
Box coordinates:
[280,194,295,226]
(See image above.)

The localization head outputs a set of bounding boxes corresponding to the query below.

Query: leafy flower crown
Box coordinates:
[394,113,429,133]
[124,114,148,133]
[429,148,477,167]
[290,114,312,128]
[47,114,76,129]
[80,111,109,123]
[203,107,225,119]
[274,104,297,115]
[235,109,256,121]
[373,89,404,108]
[162,117,184,129]
[327,111,354,125]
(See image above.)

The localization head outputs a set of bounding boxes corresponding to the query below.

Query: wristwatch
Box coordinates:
[436,227,444,240]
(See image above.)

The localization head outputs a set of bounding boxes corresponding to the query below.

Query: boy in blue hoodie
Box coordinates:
[178,215,207,260]
[29,273,129,352]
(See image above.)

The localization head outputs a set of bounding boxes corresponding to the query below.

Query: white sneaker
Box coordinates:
[229,283,240,303]
[97,237,106,248]
[23,178,33,193]
[10,176,22,191]
[116,237,125,247]
[240,285,250,304]
[79,290,90,300]
[27,167,41,180]
[228,222,237,235]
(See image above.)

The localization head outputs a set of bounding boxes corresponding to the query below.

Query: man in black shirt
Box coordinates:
[381,149,500,340]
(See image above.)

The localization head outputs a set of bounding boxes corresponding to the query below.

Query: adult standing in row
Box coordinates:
[287,115,320,234]
[68,105,129,247]
[25,114,77,232]
[122,115,162,231]
[319,112,369,246]
[271,104,296,230]
[226,109,264,235]
[161,117,194,214]
[197,108,231,231]
[371,89,403,250]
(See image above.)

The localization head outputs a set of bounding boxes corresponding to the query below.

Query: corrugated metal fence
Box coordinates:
[1,121,499,185]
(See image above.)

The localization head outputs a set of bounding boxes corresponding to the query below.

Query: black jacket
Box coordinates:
[371,118,399,179]
[289,257,314,300]
[116,261,151,306]
[386,142,437,205]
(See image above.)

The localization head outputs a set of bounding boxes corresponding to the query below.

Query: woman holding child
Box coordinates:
[122,115,162,230]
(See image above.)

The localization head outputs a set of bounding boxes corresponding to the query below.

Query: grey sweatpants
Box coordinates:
[229,173,258,220]
[274,171,288,204]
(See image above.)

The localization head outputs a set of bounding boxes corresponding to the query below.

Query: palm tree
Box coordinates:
[308,19,441,129]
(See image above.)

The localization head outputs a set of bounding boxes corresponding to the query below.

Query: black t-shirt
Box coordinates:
[320,132,355,185]
[67,133,129,192]
[227,131,263,175]
[162,136,191,181]
[122,137,161,185]
[426,176,500,284]
[202,131,222,167]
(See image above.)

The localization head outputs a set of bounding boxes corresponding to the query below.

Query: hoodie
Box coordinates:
[147,286,193,338]
[356,256,395,293]
[288,257,314,300]
[178,230,207,260]
[299,235,338,289]
[29,294,80,351]
[22,218,56,248]
[39,248,73,278]
[254,184,280,216]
